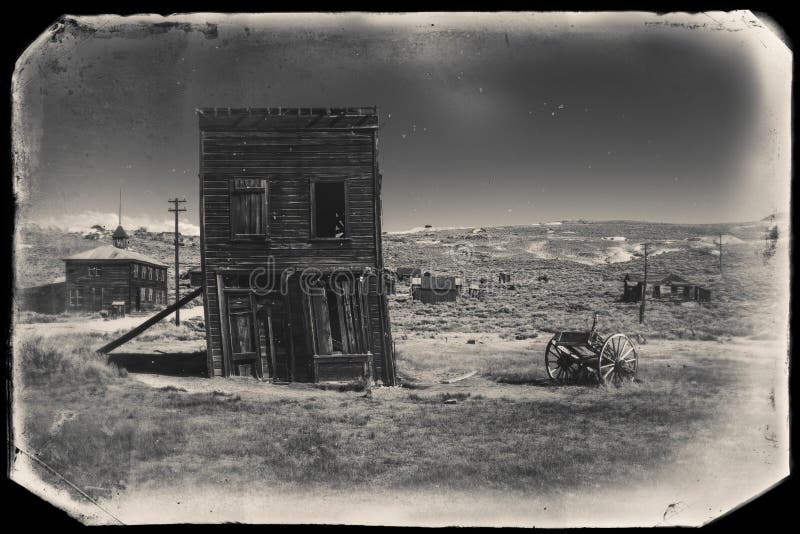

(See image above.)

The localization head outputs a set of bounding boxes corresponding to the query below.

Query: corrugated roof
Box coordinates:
[63,245,167,267]
[624,272,692,285]
[197,107,379,131]
[414,275,460,291]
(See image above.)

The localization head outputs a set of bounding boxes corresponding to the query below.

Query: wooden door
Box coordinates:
[259,296,291,381]
[92,288,103,311]
[226,293,262,378]
[305,290,333,356]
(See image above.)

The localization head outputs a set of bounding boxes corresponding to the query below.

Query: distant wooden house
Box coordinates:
[197,106,396,385]
[498,272,511,284]
[63,222,168,314]
[183,265,204,287]
[622,272,710,303]
[382,269,397,295]
[158,231,183,243]
[468,281,482,297]
[411,273,462,304]
[18,278,66,314]
[395,267,422,281]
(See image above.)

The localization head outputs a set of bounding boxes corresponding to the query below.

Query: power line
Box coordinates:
[639,242,650,324]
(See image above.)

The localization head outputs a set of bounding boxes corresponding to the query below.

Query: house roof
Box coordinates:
[181,265,202,279]
[63,245,167,267]
[624,272,692,285]
[112,225,129,239]
[197,107,379,131]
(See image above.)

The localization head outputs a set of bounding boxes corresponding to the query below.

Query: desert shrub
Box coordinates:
[15,311,72,324]
[15,334,126,385]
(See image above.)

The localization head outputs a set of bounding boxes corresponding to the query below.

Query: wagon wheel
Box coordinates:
[597,334,638,386]
[545,338,580,384]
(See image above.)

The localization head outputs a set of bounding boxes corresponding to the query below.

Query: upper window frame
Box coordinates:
[229,177,270,241]
[309,177,351,241]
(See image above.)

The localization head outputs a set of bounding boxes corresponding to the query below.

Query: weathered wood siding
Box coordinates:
[199,108,394,383]
[18,282,66,314]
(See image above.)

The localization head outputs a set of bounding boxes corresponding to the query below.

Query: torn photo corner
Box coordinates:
[9,10,792,527]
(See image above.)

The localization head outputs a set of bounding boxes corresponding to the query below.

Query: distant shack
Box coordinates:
[382,269,397,295]
[395,267,422,282]
[18,278,67,314]
[411,273,462,304]
[622,272,710,303]
[182,265,204,287]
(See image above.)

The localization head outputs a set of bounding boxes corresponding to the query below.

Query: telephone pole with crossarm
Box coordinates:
[168,198,187,325]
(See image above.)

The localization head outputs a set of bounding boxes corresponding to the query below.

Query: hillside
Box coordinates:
[384,219,787,341]
[15,218,787,341]
[15,224,201,295]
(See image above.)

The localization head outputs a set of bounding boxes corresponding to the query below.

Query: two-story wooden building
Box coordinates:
[63,224,169,314]
[197,107,396,385]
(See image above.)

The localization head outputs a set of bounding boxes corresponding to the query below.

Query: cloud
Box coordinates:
[30,210,201,236]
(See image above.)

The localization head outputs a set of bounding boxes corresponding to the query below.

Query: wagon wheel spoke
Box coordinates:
[597,334,639,386]
[546,340,578,384]
[602,366,615,380]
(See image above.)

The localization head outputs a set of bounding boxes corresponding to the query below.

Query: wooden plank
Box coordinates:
[95,287,202,354]
[216,273,232,377]
[310,292,333,355]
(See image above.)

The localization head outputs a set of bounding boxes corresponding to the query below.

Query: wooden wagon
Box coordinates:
[545,313,638,386]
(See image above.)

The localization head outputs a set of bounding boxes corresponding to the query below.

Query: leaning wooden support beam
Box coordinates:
[440,370,477,384]
[96,286,203,354]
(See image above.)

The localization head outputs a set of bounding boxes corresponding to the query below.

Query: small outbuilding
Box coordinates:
[411,273,462,304]
[622,272,710,303]
[183,265,204,287]
[17,278,67,314]
[395,267,422,282]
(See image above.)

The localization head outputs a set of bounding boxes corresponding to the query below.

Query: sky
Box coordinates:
[12,11,792,234]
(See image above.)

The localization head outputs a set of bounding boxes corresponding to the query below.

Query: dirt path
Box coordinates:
[14,307,205,338]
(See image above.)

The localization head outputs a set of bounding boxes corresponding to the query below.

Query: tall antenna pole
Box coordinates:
[119,186,122,226]
[639,242,649,324]
[168,198,187,325]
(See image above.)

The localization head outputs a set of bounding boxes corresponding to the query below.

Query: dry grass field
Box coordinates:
[11,218,790,525]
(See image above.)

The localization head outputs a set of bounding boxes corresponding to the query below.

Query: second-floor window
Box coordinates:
[230,178,268,239]
[132,264,138,278]
[311,180,347,239]
[88,265,102,277]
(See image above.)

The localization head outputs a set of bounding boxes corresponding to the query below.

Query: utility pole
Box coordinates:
[168,198,187,325]
[639,242,649,324]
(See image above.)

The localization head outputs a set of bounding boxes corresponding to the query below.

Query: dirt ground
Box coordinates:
[107,335,788,527]
[10,300,789,526]
[14,306,205,338]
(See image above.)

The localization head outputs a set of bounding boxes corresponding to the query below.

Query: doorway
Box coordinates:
[223,291,293,381]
